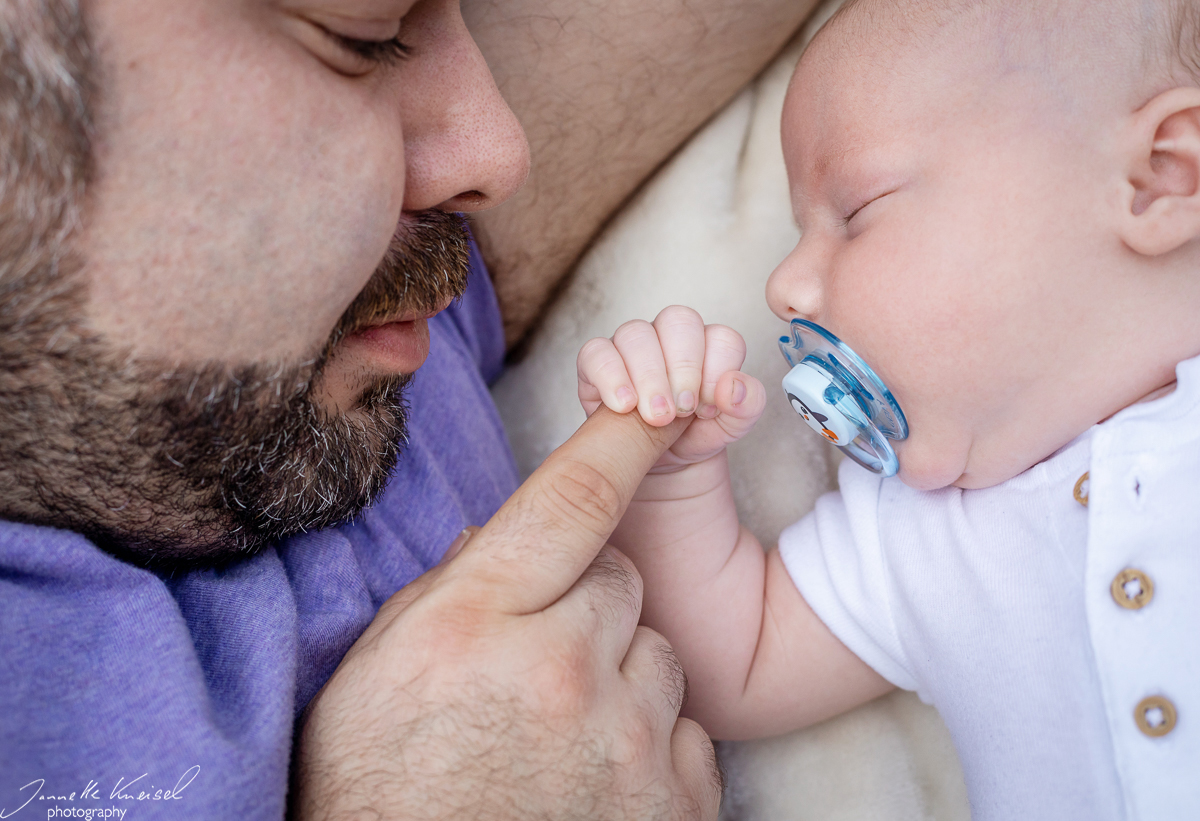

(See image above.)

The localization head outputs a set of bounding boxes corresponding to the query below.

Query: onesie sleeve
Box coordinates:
[777,459,919,692]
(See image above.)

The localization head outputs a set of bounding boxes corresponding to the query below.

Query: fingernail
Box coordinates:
[616,386,636,409]
[698,404,718,419]
[438,528,473,565]
[651,395,671,418]
[732,379,747,406]
[676,391,695,415]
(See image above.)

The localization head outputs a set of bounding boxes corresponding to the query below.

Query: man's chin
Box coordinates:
[3,339,414,572]
[144,370,414,571]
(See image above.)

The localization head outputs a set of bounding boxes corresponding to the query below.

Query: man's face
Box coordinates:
[82,0,529,412]
[0,0,528,564]
[767,1,1135,491]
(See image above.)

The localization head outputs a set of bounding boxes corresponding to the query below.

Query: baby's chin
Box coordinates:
[895,438,1047,492]
[896,464,967,493]
[892,438,984,491]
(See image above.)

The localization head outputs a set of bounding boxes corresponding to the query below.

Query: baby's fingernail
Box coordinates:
[698,404,718,419]
[732,379,747,406]
[676,391,695,415]
[651,395,671,418]
[616,386,636,409]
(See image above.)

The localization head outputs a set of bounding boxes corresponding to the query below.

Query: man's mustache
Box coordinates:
[328,210,472,349]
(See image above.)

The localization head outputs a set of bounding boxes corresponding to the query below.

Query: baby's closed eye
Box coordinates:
[843,189,897,227]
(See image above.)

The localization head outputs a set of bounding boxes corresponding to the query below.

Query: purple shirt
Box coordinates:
[0,242,518,820]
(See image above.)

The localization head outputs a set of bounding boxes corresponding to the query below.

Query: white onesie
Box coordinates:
[779,355,1200,821]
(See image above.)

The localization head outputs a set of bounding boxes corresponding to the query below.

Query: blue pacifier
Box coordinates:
[778,319,908,476]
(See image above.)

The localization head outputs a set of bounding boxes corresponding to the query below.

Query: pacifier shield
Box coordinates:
[778,319,908,477]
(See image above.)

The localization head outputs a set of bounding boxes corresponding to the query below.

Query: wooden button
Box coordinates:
[1111,568,1154,610]
[1073,472,1089,507]
[1135,696,1177,738]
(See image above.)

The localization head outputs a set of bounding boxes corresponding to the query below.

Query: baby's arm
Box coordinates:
[578,307,892,740]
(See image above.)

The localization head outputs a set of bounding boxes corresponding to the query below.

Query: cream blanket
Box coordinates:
[492,3,970,817]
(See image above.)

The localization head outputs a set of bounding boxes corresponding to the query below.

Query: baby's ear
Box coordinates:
[1117,87,1200,256]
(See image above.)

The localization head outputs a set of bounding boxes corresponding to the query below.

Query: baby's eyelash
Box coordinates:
[841,202,868,226]
[333,33,412,65]
[841,189,897,227]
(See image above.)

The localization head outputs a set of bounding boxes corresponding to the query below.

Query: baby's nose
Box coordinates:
[766,237,823,321]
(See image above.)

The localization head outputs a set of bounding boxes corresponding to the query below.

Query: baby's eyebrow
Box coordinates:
[808,144,856,180]
[801,142,859,186]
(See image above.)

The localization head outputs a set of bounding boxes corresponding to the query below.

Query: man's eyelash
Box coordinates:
[333,33,412,65]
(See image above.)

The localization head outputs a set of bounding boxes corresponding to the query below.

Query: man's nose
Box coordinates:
[766,235,825,322]
[399,1,531,214]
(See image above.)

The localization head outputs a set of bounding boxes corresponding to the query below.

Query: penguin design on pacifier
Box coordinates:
[789,397,840,444]
[778,319,908,476]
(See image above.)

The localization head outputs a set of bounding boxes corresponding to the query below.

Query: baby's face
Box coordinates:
[767,4,1173,490]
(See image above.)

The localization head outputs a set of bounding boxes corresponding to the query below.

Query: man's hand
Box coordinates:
[293,409,722,821]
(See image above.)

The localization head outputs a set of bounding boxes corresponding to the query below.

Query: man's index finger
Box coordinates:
[449,408,688,615]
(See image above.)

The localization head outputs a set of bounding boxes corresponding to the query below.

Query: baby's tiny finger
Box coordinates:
[577,336,638,414]
[654,305,706,416]
[714,371,767,439]
[717,371,766,415]
[612,319,675,426]
[697,325,748,419]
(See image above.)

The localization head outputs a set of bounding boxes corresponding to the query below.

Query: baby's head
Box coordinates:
[768,0,1200,490]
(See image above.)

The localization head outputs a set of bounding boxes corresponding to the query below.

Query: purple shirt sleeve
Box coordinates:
[0,239,518,820]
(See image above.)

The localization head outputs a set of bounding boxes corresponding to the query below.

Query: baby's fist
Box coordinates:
[577,306,765,463]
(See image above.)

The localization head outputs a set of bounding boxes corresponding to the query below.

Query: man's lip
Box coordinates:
[346,296,455,338]
[338,316,432,377]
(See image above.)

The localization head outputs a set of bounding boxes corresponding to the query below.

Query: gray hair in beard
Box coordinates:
[0,0,471,569]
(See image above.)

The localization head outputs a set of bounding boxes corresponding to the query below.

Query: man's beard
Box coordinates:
[0,211,472,569]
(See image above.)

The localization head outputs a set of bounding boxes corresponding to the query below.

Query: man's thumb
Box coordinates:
[363,528,479,641]
[438,526,480,566]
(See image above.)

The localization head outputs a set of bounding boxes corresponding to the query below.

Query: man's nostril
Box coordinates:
[455,190,487,208]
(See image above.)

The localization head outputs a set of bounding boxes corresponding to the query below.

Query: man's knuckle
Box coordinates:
[543,459,625,535]
[654,643,689,713]
[586,550,643,615]
[707,738,726,801]
[530,635,598,718]
[550,665,594,714]
[615,706,659,762]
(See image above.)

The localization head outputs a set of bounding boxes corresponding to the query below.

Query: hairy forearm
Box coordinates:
[462,0,822,349]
